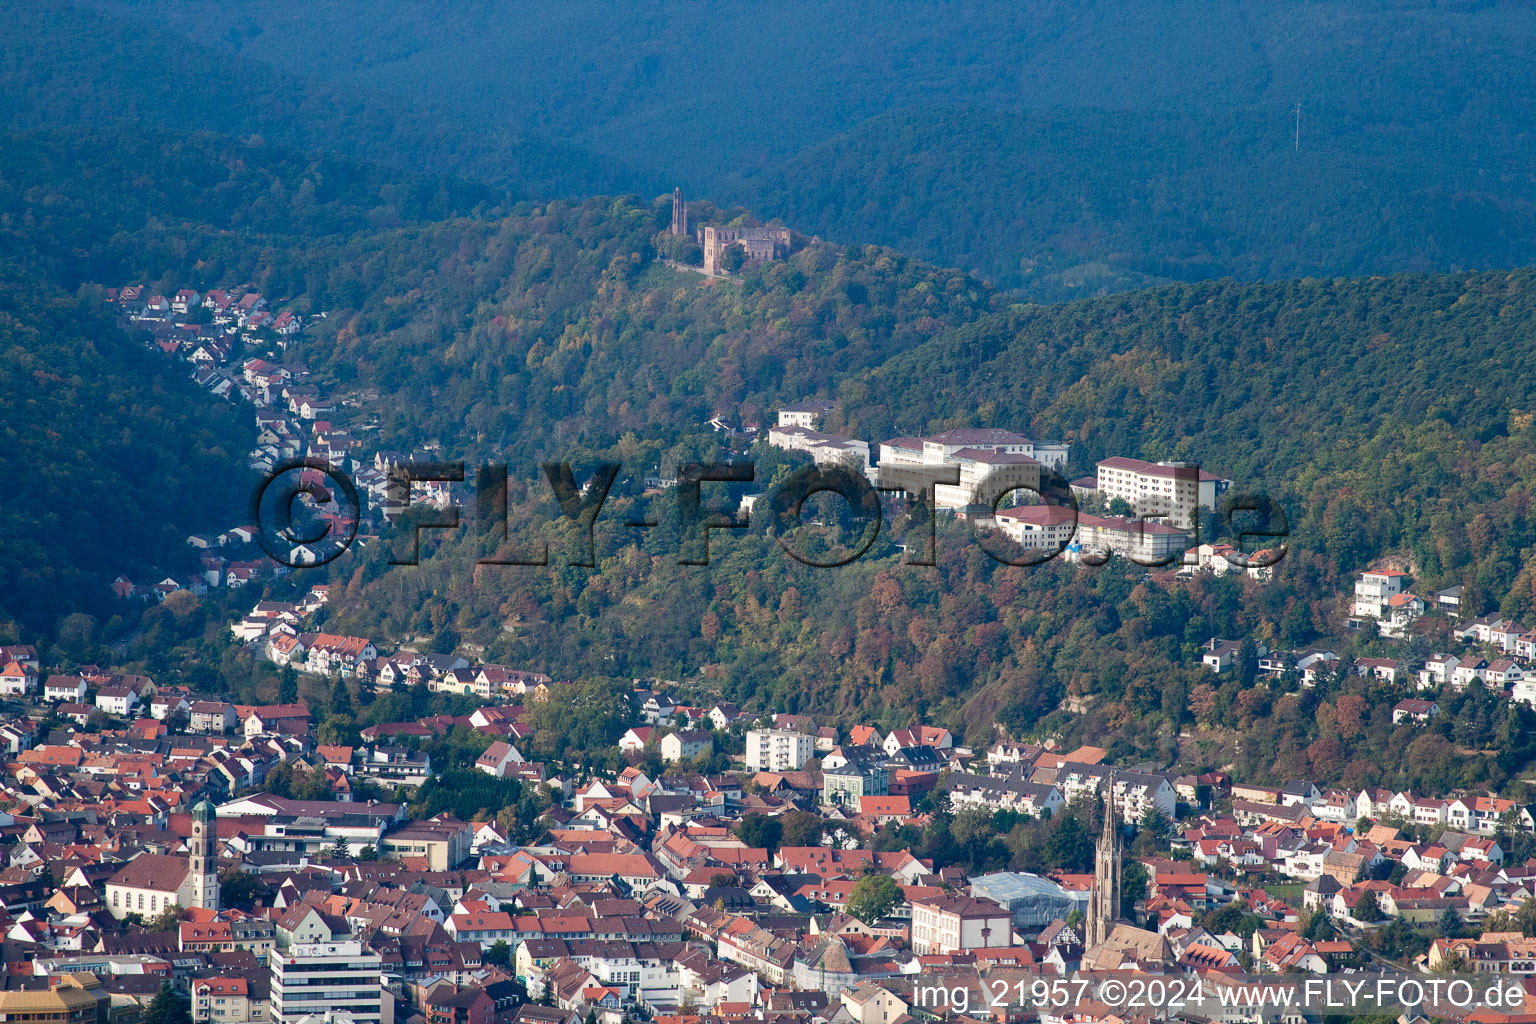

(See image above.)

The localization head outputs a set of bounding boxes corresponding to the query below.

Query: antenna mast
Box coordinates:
[1294,100,1301,152]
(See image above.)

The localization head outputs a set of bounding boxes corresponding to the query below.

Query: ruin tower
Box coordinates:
[190,797,220,911]
[1087,772,1121,948]
[671,187,687,236]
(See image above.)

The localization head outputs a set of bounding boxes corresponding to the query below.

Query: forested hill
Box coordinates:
[0,271,250,639]
[0,2,647,204]
[8,119,1536,791]
[66,0,1536,296]
[743,104,1536,298]
[851,270,1536,606]
[308,253,1536,796]
[312,241,1536,628]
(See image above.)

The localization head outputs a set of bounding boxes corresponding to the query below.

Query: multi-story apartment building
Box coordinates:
[1053,765,1177,823]
[270,940,386,1024]
[1353,570,1409,618]
[1093,457,1231,530]
[745,729,814,772]
[193,977,269,1024]
[909,895,1013,954]
[991,507,1189,564]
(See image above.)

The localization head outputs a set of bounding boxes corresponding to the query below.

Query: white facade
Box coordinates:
[745,729,814,772]
[877,430,1061,510]
[992,506,1189,564]
[271,941,385,1024]
[766,426,870,470]
[1095,457,1229,530]
[910,897,1013,954]
[1354,571,1408,618]
[42,677,87,702]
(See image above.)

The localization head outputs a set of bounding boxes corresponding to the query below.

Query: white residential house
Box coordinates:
[95,685,140,717]
[1379,592,1426,638]
[1488,622,1528,655]
[1452,658,1491,690]
[618,727,654,755]
[1354,658,1400,683]
[1409,796,1449,827]
[1484,659,1525,686]
[1182,542,1274,581]
[189,701,237,734]
[150,695,192,721]
[1201,638,1257,673]
[661,730,712,763]
[1392,699,1439,724]
[0,663,37,697]
[474,741,525,779]
[1419,654,1461,690]
[1296,649,1340,686]
[42,676,88,703]
[1354,570,1409,619]
[1455,614,1510,644]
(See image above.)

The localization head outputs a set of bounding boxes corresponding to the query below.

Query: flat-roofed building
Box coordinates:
[0,974,110,1024]
[270,940,385,1024]
[1095,457,1231,530]
[877,429,1067,511]
[745,729,814,772]
[378,818,473,870]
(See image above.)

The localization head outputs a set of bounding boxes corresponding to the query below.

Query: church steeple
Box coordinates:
[1088,771,1120,948]
[190,798,220,911]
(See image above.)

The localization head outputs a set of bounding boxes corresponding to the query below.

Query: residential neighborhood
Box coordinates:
[1,602,1536,1024]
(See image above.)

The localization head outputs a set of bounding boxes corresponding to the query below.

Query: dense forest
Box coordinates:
[0,268,249,637]
[44,0,1536,294]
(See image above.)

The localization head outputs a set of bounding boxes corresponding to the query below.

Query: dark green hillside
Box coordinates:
[0,123,499,636]
[1,2,647,202]
[0,129,495,292]
[744,104,1536,297]
[0,269,250,635]
[74,0,1536,292]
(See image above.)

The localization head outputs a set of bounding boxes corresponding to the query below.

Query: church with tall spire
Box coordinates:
[1087,772,1121,948]
[1080,773,1172,970]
